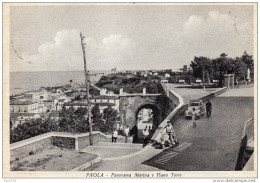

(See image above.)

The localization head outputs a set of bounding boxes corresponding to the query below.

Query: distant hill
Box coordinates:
[95,74,163,94]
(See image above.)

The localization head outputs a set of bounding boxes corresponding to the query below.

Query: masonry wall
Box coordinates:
[10,131,133,161]
[77,133,109,151]
[77,133,132,151]
[10,136,53,161]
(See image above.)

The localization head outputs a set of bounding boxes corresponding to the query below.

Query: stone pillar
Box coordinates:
[120,88,124,95]
[143,88,146,95]
[75,137,79,152]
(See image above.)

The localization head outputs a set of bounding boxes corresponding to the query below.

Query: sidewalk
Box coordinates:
[84,144,165,171]
[165,83,213,103]
[219,87,254,97]
[81,142,143,160]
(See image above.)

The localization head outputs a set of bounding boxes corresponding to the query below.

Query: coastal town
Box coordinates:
[10,66,191,131]
[4,3,256,180]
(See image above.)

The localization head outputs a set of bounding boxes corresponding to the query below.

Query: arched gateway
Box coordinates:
[119,89,163,143]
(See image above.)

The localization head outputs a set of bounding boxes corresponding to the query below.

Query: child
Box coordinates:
[192,108,197,128]
[112,128,118,143]
[124,125,130,143]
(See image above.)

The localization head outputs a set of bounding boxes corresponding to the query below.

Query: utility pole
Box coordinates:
[80,32,93,145]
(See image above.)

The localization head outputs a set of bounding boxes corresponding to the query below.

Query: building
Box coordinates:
[137,108,153,130]
[90,95,119,114]
[178,79,186,84]
[111,67,117,74]
[10,113,41,129]
[171,68,182,73]
[42,100,53,111]
[53,98,70,110]
[23,90,48,101]
[100,88,115,96]
[164,73,171,78]
[10,99,46,113]
[153,72,158,76]
[136,71,145,77]
[183,65,188,72]
[64,101,88,110]
[195,79,202,84]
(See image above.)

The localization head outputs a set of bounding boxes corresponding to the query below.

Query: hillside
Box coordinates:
[96,74,162,94]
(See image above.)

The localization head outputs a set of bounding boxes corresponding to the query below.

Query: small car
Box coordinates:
[185,99,205,119]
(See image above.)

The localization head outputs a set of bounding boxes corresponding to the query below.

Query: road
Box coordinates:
[142,96,254,171]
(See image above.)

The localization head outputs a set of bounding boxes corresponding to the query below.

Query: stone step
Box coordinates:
[94,142,143,148]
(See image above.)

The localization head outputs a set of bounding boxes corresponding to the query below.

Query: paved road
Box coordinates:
[143,96,254,171]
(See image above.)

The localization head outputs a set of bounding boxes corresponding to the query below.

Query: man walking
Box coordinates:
[192,108,197,128]
[142,126,150,147]
[206,100,212,118]
[112,128,118,143]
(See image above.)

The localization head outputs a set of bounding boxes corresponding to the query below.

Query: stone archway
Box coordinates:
[131,103,162,143]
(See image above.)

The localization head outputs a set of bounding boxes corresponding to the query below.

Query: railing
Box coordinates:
[235,118,254,171]
[242,118,254,141]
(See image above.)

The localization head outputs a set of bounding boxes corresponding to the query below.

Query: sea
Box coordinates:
[10,70,112,96]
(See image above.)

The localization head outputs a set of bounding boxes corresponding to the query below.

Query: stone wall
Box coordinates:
[10,133,53,162]
[52,136,75,149]
[10,131,133,160]
[77,133,132,151]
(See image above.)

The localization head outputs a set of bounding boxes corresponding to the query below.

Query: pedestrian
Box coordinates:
[206,100,212,118]
[119,123,124,136]
[112,128,118,143]
[142,126,149,148]
[148,126,152,142]
[124,125,130,143]
[163,120,179,145]
[192,108,197,128]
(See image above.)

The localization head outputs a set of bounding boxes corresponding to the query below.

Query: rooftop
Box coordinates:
[65,101,88,106]
[92,103,116,107]
[92,95,118,99]
[10,113,41,118]
[24,90,47,95]
[10,99,36,105]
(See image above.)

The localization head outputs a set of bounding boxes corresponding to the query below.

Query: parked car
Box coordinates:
[185,99,205,119]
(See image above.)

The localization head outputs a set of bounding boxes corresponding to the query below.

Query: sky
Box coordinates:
[9,4,255,72]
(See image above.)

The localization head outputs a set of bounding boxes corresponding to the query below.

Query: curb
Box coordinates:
[71,153,102,171]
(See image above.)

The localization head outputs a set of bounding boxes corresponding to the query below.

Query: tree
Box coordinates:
[74,107,89,133]
[240,51,254,80]
[75,95,82,101]
[102,106,119,133]
[91,104,101,125]
[190,56,213,83]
